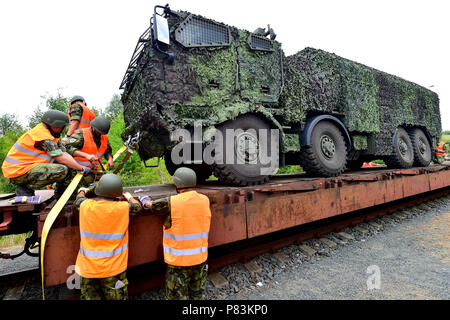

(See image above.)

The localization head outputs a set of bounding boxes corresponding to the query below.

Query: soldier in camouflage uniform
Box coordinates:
[140,168,211,300]
[74,174,143,300]
[63,95,96,144]
[64,117,114,190]
[79,271,129,300]
[1,110,91,197]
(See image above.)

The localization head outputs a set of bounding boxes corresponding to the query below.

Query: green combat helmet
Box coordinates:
[172,167,197,188]
[42,110,69,128]
[70,95,85,105]
[90,116,111,135]
[95,174,123,198]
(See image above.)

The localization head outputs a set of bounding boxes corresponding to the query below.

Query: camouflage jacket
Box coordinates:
[74,194,143,215]
[68,103,84,122]
[64,128,113,159]
[146,196,172,228]
[35,139,66,158]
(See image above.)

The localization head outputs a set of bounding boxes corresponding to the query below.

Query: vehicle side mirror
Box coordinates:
[153,14,170,46]
[152,12,174,64]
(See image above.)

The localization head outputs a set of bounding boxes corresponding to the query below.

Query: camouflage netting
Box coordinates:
[237,29,283,105]
[121,9,441,161]
[121,11,285,160]
[280,47,441,155]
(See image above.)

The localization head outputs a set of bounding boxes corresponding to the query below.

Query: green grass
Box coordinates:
[0,232,32,249]
[440,135,450,143]
[276,165,303,174]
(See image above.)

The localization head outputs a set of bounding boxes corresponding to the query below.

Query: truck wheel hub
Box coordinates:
[320,135,336,159]
[418,138,427,154]
[399,138,408,155]
[236,132,259,164]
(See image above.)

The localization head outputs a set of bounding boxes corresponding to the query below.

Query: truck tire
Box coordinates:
[384,127,414,168]
[408,128,432,167]
[299,120,347,177]
[164,153,212,182]
[209,114,278,186]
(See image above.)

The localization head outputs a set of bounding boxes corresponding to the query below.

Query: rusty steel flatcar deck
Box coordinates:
[21,165,450,286]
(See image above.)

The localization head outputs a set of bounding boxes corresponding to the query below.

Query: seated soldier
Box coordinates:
[64,116,114,189]
[63,95,96,144]
[1,110,90,197]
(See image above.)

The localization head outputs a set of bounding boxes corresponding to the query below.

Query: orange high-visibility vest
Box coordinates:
[68,102,96,129]
[1,123,57,178]
[75,199,129,278]
[73,128,108,168]
[435,141,446,156]
[163,191,211,267]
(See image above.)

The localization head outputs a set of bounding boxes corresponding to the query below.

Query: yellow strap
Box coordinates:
[113,145,128,162]
[99,145,128,171]
[40,173,83,300]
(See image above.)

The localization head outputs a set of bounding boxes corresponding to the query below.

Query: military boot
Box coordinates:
[54,185,77,201]
[16,185,35,196]
[53,187,64,200]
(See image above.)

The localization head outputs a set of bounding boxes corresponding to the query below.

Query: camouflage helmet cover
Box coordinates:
[42,110,69,128]
[90,116,111,135]
[70,95,85,105]
[172,167,197,188]
[95,174,123,198]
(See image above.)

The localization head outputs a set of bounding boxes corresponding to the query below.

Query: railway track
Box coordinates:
[0,268,39,300]
[1,185,448,300]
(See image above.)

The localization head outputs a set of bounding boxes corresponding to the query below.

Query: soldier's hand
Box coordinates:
[86,154,98,162]
[107,158,114,170]
[61,135,70,145]
[77,187,90,195]
[121,192,133,201]
[79,166,91,175]
[139,196,152,208]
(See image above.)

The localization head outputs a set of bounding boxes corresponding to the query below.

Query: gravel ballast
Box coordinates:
[136,195,450,300]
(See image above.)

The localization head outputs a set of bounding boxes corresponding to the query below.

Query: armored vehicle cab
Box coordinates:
[120,4,441,186]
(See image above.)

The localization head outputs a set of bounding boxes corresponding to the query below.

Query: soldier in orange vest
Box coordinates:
[140,167,211,300]
[74,173,143,300]
[63,95,96,144]
[1,110,91,197]
[64,116,114,188]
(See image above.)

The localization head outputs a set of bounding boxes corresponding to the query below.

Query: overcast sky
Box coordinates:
[0,0,448,129]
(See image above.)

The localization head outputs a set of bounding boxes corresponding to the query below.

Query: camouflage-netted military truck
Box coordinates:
[120,4,441,186]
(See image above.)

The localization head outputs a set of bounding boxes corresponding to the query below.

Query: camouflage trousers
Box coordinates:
[8,163,68,190]
[165,262,208,300]
[62,169,98,190]
[80,271,128,300]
